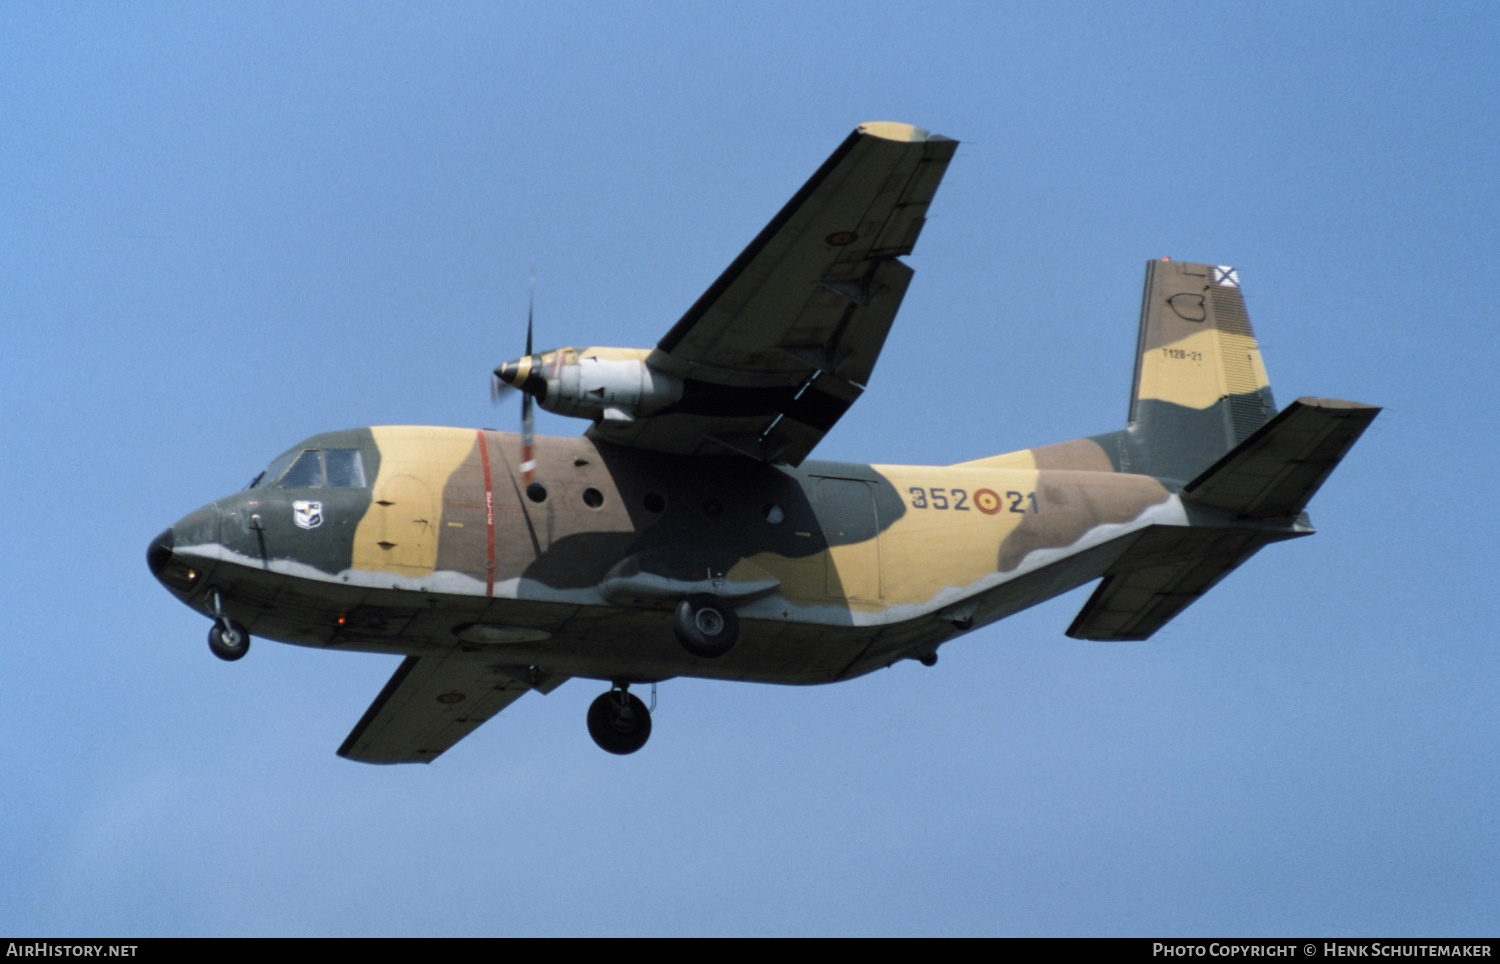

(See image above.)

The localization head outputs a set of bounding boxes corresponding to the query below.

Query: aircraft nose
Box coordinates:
[147,509,215,594]
[146,527,174,580]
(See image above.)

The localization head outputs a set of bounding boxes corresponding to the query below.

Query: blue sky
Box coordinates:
[3,1,1497,936]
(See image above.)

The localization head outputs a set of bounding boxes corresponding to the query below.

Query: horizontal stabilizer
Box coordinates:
[1182,397,1380,520]
[338,656,566,764]
[1065,525,1292,641]
[1069,397,1376,641]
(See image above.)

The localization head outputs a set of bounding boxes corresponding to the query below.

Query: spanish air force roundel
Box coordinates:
[293,500,324,530]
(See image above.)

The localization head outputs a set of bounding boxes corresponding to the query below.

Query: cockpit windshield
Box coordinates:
[252,448,368,489]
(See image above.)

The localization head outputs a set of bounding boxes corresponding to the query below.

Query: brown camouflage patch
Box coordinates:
[996,472,1170,572]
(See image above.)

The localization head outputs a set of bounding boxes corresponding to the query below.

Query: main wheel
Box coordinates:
[207,618,250,661]
[586,690,652,755]
[673,594,739,658]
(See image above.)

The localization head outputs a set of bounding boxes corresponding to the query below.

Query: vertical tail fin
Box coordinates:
[1124,260,1278,483]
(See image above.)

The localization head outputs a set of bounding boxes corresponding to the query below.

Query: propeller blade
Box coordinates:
[521,265,537,486]
[520,393,536,486]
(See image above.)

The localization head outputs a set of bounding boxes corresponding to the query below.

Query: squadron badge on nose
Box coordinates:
[293,500,324,530]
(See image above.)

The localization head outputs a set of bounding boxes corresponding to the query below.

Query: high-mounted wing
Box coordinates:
[590,122,957,465]
[337,655,567,764]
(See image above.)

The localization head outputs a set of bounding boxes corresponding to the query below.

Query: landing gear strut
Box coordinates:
[586,684,652,755]
[206,590,250,661]
[673,593,738,658]
[207,618,250,661]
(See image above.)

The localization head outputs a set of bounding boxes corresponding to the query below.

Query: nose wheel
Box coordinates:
[586,685,652,755]
[207,618,251,661]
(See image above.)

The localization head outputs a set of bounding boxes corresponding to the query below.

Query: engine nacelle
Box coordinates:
[500,347,683,424]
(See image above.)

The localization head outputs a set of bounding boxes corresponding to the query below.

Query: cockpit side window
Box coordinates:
[279,450,325,488]
[324,449,367,488]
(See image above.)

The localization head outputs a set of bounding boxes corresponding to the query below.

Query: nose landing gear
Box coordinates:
[205,590,250,661]
[208,618,251,661]
[586,684,652,755]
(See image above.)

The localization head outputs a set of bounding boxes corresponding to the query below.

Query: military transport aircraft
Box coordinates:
[147,121,1378,761]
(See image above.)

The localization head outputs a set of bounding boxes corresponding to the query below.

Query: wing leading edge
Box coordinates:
[588,121,958,465]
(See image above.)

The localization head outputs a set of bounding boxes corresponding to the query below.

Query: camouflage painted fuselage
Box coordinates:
[148,254,1378,765]
[152,258,1378,691]
[154,425,1187,686]
[146,109,1379,763]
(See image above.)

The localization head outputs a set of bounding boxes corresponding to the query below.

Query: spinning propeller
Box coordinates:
[491,269,542,486]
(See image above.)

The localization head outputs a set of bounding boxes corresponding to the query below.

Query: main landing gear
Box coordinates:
[587,684,652,755]
[207,617,251,661]
[672,593,738,658]
[587,592,736,752]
